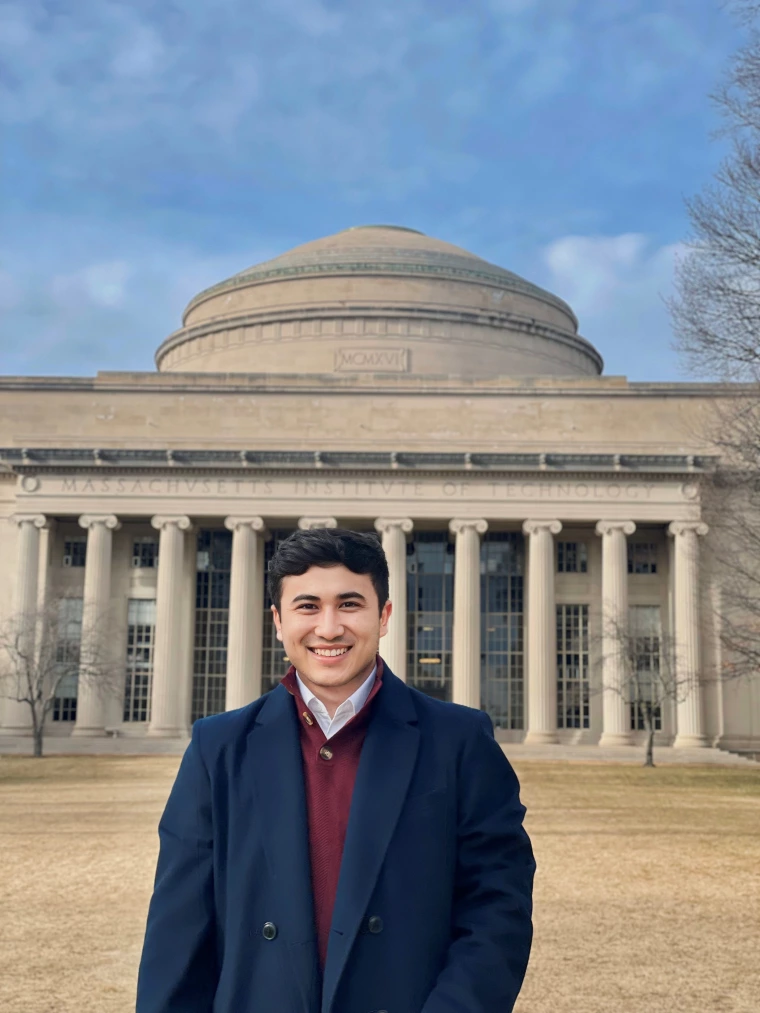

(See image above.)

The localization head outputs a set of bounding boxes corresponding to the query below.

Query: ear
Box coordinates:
[271,604,283,642]
[378,598,393,639]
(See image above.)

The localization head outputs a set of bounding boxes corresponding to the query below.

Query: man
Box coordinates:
[136,527,535,1013]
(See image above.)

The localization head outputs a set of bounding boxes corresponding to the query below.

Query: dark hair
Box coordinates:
[267,528,389,614]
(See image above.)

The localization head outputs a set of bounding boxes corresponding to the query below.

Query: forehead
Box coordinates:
[280,564,376,601]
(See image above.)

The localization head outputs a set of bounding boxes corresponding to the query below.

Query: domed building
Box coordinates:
[0,225,757,757]
[156,225,601,380]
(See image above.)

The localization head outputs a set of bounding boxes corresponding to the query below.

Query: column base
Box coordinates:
[147,725,191,738]
[523,730,559,745]
[673,734,708,749]
[598,732,633,747]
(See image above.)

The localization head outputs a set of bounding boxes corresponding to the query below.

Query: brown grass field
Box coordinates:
[0,755,758,1013]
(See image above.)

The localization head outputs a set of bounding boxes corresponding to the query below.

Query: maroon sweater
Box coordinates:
[281,657,384,972]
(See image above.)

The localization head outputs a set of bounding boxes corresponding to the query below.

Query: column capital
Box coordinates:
[298,517,337,530]
[224,516,267,535]
[595,520,636,537]
[668,521,709,538]
[79,514,121,532]
[374,517,414,535]
[8,513,49,529]
[449,518,488,536]
[151,515,193,533]
[522,519,561,536]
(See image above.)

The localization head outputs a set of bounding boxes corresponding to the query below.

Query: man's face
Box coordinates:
[271,564,391,694]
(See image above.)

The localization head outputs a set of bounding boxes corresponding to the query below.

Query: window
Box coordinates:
[132,538,159,569]
[628,605,662,730]
[52,597,83,721]
[123,599,156,722]
[406,533,454,702]
[556,605,590,729]
[192,530,232,722]
[480,533,524,729]
[628,542,658,574]
[557,541,588,574]
[63,538,86,568]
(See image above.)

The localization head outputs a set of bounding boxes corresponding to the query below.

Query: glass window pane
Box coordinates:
[481,533,525,729]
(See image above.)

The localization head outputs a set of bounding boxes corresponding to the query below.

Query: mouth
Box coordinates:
[307,645,353,659]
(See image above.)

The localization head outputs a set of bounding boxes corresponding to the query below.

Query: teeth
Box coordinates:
[312,647,350,657]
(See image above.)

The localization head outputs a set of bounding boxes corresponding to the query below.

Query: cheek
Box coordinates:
[351,615,380,638]
[280,616,313,641]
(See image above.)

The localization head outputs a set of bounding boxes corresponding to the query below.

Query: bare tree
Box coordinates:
[592,616,712,768]
[671,0,760,383]
[669,1,760,686]
[0,593,125,757]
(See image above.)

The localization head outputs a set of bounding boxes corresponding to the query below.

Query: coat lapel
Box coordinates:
[321,670,420,1013]
[247,685,319,1013]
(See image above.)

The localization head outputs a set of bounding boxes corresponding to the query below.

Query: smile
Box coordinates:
[308,646,352,657]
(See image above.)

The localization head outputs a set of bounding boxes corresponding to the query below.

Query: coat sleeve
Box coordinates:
[421,712,535,1013]
[136,720,218,1013]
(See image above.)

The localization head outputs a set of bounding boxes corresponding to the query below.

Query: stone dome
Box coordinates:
[155,225,603,379]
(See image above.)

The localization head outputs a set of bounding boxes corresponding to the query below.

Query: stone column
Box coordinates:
[374,518,413,680]
[225,517,267,710]
[73,514,121,736]
[298,517,338,530]
[149,516,193,736]
[177,526,198,730]
[2,514,49,732]
[669,521,709,748]
[449,519,488,709]
[523,520,562,744]
[595,520,636,747]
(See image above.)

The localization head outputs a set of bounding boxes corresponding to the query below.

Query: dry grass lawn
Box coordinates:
[0,755,758,1013]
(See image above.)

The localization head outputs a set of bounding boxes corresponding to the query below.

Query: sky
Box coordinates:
[0,0,747,382]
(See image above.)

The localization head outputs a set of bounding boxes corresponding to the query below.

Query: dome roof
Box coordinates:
[156,225,602,380]
[183,225,577,326]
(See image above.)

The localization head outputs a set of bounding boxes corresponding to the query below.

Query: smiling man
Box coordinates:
[136,527,535,1013]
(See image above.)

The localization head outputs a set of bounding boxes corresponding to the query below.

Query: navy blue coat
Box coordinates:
[136,665,535,1013]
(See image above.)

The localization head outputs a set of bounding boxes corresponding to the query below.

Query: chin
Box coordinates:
[298,649,375,684]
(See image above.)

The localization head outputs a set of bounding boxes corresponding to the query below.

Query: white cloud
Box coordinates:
[544,233,650,313]
[0,0,719,199]
[267,0,343,37]
[50,261,132,310]
[110,24,166,79]
[0,223,277,377]
[539,233,686,379]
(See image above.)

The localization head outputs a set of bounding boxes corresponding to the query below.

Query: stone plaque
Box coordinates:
[334,347,409,372]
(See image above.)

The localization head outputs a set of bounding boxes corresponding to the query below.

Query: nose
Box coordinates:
[313,606,345,641]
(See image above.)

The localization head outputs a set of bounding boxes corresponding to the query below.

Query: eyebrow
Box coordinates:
[290,591,368,604]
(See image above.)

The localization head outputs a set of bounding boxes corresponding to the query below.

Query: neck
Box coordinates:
[298,659,376,718]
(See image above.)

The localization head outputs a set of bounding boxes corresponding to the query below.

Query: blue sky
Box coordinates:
[0,0,745,381]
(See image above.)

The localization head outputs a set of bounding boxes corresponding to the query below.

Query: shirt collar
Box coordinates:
[295,662,377,717]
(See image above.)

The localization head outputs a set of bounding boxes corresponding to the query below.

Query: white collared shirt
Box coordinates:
[295,664,377,740]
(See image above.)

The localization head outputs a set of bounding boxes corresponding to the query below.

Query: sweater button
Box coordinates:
[262,922,278,941]
[367,915,384,934]
[319,746,333,760]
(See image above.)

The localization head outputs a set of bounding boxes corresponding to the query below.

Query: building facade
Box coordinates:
[0,225,757,752]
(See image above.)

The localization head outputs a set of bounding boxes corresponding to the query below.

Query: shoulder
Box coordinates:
[405,682,494,739]
[191,686,282,758]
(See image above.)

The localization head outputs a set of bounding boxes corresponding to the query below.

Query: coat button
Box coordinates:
[319,746,333,760]
[262,922,278,940]
[367,915,384,934]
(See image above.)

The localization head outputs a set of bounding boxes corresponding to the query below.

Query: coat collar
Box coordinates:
[247,661,420,1013]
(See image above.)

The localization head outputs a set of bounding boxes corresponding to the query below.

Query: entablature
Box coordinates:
[0,447,718,476]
